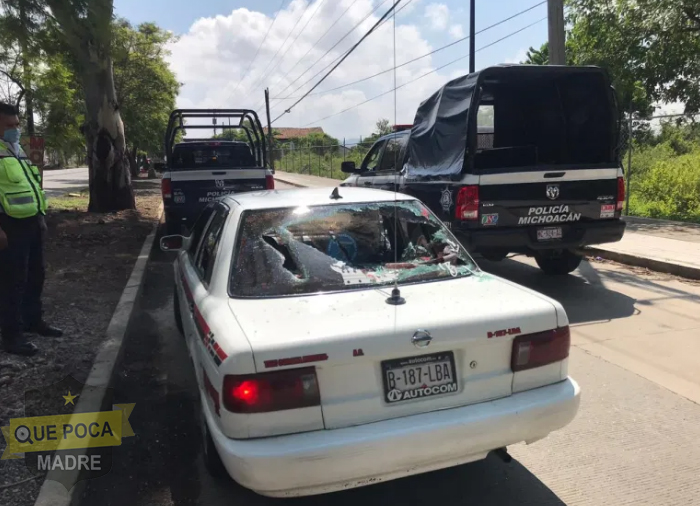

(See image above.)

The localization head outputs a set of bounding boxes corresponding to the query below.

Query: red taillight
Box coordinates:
[455,185,479,220]
[616,176,625,211]
[161,177,172,199]
[511,326,570,372]
[223,367,320,413]
[265,174,275,190]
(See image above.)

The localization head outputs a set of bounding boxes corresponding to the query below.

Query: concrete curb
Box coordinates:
[581,246,700,281]
[32,204,163,506]
[274,176,306,188]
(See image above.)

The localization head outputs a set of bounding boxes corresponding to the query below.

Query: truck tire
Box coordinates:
[164,215,181,236]
[480,250,509,262]
[535,249,583,275]
[173,284,184,336]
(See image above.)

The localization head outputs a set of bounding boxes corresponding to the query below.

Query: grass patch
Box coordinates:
[47,189,89,211]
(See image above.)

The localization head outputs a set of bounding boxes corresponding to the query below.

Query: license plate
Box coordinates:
[381,352,458,404]
[537,227,562,241]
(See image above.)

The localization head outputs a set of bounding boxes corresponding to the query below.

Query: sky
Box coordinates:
[112,0,550,140]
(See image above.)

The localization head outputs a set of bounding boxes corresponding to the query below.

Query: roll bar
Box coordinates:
[164,109,268,168]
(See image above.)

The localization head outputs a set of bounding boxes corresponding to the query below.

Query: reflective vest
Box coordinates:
[0,139,47,218]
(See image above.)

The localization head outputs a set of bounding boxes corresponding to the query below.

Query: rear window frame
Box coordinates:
[226,202,479,300]
[169,143,259,170]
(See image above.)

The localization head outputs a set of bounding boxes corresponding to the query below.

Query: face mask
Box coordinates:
[2,128,21,144]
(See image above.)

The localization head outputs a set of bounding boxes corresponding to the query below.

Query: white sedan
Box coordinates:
[161,186,580,498]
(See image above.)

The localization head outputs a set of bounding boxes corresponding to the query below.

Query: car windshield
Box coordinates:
[230,201,479,297]
[171,144,257,169]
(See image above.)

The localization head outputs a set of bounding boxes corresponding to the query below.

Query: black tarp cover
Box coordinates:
[404,64,617,179]
[404,73,479,179]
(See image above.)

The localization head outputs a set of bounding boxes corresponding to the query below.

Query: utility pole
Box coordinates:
[265,88,275,172]
[547,0,566,65]
[469,0,475,73]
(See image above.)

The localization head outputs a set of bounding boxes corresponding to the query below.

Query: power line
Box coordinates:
[244,0,325,104]
[301,16,547,127]
[271,0,392,104]
[260,0,416,112]
[264,0,362,97]
[272,0,404,124]
[221,0,287,106]
[273,0,546,100]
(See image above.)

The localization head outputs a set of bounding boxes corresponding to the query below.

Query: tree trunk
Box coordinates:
[128,146,139,178]
[81,59,135,213]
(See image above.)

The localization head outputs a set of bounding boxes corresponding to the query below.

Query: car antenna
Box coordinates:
[386,7,405,306]
[329,187,342,200]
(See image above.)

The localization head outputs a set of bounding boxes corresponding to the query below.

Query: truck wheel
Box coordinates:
[535,249,583,275]
[164,214,181,236]
[480,250,508,262]
[173,284,184,336]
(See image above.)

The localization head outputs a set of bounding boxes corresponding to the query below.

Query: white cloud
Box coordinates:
[448,24,464,40]
[505,47,529,64]
[424,3,449,30]
[167,0,450,139]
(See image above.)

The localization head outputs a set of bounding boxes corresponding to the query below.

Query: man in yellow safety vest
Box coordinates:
[0,102,63,356]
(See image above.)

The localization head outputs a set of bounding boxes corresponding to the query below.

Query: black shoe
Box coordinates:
[2,337,39,356]
[26,322,64,338]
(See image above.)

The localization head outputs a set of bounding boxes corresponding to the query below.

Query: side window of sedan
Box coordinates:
[194,205,229,286]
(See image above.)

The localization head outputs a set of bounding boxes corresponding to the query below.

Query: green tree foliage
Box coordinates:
[565,0,700,115]
[112,19,180,171]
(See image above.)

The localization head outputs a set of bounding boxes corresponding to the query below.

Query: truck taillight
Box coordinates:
[222,367,320,414]
[511,326,570,372]
[161,177,172,199]
[455,185,479,220]
[616,176,625,211]
[266,174,275,190]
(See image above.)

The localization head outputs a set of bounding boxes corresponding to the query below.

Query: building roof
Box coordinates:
[274,127,325,140]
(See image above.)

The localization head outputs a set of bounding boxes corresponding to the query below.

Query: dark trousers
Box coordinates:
[0,214,45,340]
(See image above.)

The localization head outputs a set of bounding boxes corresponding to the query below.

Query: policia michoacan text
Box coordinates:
[0,102,63,356]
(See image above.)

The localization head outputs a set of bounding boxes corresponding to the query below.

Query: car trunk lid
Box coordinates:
[230,272,559,430]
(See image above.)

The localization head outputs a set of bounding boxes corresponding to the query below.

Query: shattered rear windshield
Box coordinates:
[229,201,478,297]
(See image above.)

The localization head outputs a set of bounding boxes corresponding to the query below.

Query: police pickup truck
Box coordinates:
[161,109,274,234]
[340,64,626,275]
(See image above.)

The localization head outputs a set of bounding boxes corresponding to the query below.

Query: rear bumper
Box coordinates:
[455,219,626,254]
[206,377,580,497]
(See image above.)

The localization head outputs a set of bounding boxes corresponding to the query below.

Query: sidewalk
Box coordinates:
[274,170,339,188]
[273,172,700,279]
[585,216,700,280]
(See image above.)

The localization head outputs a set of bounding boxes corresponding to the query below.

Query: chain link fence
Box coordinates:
[272,141,376,180]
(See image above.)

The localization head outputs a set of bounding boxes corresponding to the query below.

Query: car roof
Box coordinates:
[224,186,415,210]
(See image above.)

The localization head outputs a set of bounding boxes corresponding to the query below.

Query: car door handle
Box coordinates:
[544,172,566,178]
[363,182,372,186]
[212,171,226,176]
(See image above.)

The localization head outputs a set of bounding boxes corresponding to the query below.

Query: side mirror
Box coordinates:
[160,235,184,252]
[341,161,358,173]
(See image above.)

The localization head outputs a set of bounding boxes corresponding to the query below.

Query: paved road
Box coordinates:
[80,182,700,505]
[43,167,89,197]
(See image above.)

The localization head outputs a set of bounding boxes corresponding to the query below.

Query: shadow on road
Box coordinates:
[478,255,638,325]
[81,227,568,506]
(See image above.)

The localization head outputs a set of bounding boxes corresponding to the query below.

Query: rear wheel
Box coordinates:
[534,249,583,275]
[480,250,509,262]
[173,284,184,336]
[200,404,228,479]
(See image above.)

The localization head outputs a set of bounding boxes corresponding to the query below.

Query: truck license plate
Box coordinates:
[381,352,458,404]
[537,227,562,241]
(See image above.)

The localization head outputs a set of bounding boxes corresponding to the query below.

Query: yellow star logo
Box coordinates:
[62,390,78,406]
